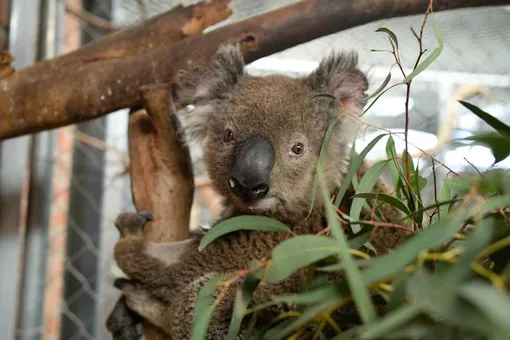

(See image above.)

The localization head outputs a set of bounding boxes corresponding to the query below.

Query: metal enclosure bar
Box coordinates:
[0,0,41,339]
[15,0,64,338]
[60,1,111,338]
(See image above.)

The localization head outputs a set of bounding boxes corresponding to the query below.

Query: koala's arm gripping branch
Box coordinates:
[2,0,510,140]
[124,86,194,339]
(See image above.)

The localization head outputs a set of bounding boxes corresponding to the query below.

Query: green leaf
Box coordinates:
[348,226,374,250]
[438,183,452,220]
[363,85,400,115]
[387,269,407,312]
[361,303,421,339]
[443,218,492,285]
[190,275,225,340]
[482,193,510,212]
[480,169,510,195]
[462,133,510,164]
[406,220,493,325]
[401,150,415,174]
[444,176,477,194]
[351,192,411,216]
[421,163,441,178]
[263,300,339,340]
[349,160,389,232]
[410,173,427,196]
[265,235,341,283]
[459,100,510,138]
[317,258,372,273]
[320,175,377,324]
[227,274,261,340]
[401,15,443,83]
[199,216,291,250]
[364,71,392,101]
[376,27,399,49]
[399,198,460,223]
[334,134,388,208]
[307,119,339,218]
[361,211,469,285]
[272,285,347,305]
[385,136,402,192]
[459,281,510,334]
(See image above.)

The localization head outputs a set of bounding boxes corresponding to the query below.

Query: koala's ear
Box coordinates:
[305,51,368,116]
[174,43,245,143]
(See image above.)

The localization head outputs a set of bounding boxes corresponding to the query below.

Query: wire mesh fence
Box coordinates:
[3,1,510,340]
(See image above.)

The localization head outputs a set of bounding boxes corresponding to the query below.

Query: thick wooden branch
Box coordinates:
[127,86,194,339]
[129,86,194,242]
[1,0,510,140]
[65,0,231,60]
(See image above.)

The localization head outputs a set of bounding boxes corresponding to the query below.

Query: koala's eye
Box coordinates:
[290,143,305,156]
[223,129,234,142]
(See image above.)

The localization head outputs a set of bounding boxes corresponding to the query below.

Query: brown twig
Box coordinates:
[135,0,148,22]
[65,1,117,32]
[464,157,484,177]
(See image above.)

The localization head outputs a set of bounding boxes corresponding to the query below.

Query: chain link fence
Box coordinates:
[4,1,510,340]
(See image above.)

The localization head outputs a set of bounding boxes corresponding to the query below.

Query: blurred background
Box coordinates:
[0,1,509,339]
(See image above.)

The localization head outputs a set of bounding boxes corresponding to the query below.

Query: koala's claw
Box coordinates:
[137,211,153,222]
[115,211,153,237]
[113,278,132,290]
[106,296,143,340]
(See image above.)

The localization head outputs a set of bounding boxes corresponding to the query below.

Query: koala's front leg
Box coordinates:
[115,280,170,333]
[106,294,144,340]
[113,211,197,293]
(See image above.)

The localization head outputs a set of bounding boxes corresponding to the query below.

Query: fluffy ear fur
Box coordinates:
[174,44,245,143]
[305,51,368,116]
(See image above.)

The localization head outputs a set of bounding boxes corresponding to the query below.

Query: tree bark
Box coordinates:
[127,86,194,339]
[1,0,509,140]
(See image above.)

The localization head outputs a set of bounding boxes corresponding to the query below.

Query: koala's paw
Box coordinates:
[106,295,143,340]
[120,282,153,311]
[113,278,132,290]
[115,211,153,238]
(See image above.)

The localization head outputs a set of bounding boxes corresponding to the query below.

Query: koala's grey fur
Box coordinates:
[110,44,411,339]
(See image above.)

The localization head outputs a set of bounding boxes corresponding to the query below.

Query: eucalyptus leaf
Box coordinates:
[227,274,261,340]
[401,15,443,83]
[362,211,469,284]
[199,216,291,250]
[460,282,510,334]
[334,134,388,208]
[273,285,347,305]
[349,160,389,232]
[364,71,392,101]
[376,27,399,49]
[351,192,411,216]
[320,176,377,324]
[191,275,225,340]
[265,235,341,283]
[307,119,339,218]
[361,303,421,339]
[462,133,510,164]
[459,100,510,138]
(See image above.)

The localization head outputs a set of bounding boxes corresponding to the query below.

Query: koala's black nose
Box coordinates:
[229,136,274,201]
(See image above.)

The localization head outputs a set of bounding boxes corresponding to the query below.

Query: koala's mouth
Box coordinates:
[231,196,277,213]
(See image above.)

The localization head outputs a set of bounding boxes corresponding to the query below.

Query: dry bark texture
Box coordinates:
[126,86,194,339]
[1,0,510,140]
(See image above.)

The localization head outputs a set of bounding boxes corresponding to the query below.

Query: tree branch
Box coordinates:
[125,86,194,339]
[1,0,509,140]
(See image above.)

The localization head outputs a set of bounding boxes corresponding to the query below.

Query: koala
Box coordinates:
[107,44,411,339]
